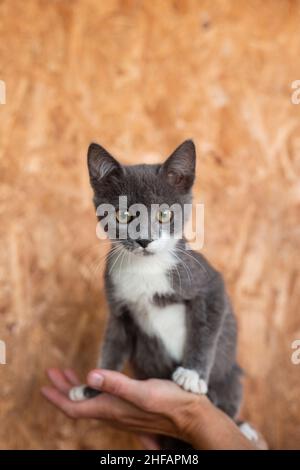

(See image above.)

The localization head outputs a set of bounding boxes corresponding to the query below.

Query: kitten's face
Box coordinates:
[87,140,196,255]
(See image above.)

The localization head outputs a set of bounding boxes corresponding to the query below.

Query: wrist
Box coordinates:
[171,394,210,444]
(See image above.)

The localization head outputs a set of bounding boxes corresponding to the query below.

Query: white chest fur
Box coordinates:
[110,250,186,362]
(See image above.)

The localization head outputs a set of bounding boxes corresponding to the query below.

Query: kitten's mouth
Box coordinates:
[132,247,153,256]
[119,240,155,256]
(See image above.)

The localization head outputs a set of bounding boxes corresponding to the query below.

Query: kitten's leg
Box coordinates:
[208,364,242,418]
[173,277,227,395]
[69,313,131,401]
[210,367,267,448]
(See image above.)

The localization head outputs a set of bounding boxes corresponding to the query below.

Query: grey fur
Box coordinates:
[85,140,242,447]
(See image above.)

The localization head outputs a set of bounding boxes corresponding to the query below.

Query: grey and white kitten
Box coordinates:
[70,140,244,444]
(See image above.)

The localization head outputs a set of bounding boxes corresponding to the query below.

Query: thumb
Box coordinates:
[87,369,148,409]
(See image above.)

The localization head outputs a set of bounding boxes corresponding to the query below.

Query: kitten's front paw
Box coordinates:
[172,367,208,395]
[69,385,87,401]
[69,385,100,401]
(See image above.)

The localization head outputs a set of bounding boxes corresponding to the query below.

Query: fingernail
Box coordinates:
[89,371,104,387]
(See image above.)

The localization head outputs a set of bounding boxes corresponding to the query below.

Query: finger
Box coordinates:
[63,369,81,386]
[41,386,79,418]
[42,384,126,421]
[47,368,74,394]
[87,369,149,409]
[41,385,107,419]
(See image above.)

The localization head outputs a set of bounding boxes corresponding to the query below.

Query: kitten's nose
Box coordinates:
[136,239,151,248]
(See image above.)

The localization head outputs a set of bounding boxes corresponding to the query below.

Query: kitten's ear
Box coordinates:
[160,139,196,191]
[87,143,122,186]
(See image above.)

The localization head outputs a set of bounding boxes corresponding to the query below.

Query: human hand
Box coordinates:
[41,368,206,447]
[41,368,259,450]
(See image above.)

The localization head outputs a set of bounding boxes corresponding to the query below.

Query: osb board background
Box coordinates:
[0,0,300,450]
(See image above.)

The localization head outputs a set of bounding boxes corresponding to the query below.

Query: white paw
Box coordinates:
[172,367,208,395]
[239,422,259,442]
[69,385,87,402]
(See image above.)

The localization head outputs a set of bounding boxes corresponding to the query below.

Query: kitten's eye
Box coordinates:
[156,209,173,224]
[116,209,133,224]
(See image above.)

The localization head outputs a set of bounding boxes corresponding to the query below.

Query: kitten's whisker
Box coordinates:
[106,245,122,260]
[88,255,107,276]
[89,245,122,277]
[84,240,115,265]
[109,246,125,275]
[170,251,182,291]
[170,250,188,289]
[175,251,193,285]
[171,249,190,286]
[76,240,111,263]
[118,249,127,279]
[175,248,208,276]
